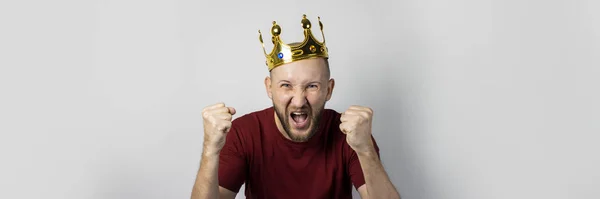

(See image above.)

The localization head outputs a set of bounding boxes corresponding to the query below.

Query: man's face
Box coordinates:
[265,58,334,142]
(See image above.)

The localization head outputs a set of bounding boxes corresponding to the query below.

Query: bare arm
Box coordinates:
[191,150,237,199]
[191,103,238,199]
[356,149,400,199]
[339,106,400,199]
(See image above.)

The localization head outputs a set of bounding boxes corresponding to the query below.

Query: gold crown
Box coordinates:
[259,14,329,71]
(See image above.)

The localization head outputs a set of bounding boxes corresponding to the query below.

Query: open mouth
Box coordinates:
[289,111,309,129]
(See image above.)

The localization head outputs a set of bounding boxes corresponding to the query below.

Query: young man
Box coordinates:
[192,15,400,199]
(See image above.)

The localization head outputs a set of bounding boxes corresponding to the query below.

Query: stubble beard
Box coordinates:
[274,103,324,142]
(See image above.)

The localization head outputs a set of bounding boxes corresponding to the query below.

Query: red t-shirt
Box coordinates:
[218,107,380,199]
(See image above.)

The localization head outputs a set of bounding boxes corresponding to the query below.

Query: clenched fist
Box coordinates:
[202,103,236,155]
[340,105,375,154]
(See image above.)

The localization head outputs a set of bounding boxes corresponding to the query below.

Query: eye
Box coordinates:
[281,83,291,88]
[308,84,318,89]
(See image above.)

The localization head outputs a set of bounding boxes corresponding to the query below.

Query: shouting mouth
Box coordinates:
[290,111,309,129]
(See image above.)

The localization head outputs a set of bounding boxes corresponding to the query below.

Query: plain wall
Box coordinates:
[0,0,598,198]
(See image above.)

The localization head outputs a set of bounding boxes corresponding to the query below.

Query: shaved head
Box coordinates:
[270,58,330,79]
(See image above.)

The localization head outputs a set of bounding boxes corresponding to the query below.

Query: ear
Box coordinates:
[326,78,335,101]
[265,76,273,99]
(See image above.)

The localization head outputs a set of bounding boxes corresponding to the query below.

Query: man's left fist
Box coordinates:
[340,105,375,154]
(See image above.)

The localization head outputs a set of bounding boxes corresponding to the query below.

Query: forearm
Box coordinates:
[191,150,220,199]
[357,149,400,199]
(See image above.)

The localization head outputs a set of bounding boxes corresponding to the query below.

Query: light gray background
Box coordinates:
[0,0,598,198]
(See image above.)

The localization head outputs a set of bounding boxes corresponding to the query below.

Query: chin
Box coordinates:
[289,123,320,141]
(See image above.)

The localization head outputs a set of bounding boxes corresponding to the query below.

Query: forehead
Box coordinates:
[271,58,327,82]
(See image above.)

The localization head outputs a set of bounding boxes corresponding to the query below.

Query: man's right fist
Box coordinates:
[202,103,236,154]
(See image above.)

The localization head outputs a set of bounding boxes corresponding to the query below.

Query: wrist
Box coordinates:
[202,145,222,157]
[356,146,377,157]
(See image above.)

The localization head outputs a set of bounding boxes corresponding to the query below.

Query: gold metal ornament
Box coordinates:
[258,14,329,71]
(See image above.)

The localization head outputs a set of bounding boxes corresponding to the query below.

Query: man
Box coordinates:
[191,15,400,199]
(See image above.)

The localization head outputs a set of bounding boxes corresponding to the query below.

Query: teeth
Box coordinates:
[292,112,306,115]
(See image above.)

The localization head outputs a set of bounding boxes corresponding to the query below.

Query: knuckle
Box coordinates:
[219,107,229,113]
[361,112,370,119]
[223,107,231,113]
[357,115,366,123]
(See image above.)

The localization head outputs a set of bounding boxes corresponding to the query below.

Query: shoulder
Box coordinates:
[223,107,273,152]
[320,108,345,141]
[323,108,342,123]
[231,107,273,128]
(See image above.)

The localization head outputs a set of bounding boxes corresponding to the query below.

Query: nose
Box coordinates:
[290,87,308,108]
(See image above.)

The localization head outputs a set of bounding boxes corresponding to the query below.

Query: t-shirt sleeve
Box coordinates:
[217,124,247,193]
[348,135,380,190]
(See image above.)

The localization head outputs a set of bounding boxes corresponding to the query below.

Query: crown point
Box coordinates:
[271,23,281,36]
[301,16,311,29]
[303,14,307,18]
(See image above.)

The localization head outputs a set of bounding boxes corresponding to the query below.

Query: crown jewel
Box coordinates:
[259,14,328,71]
